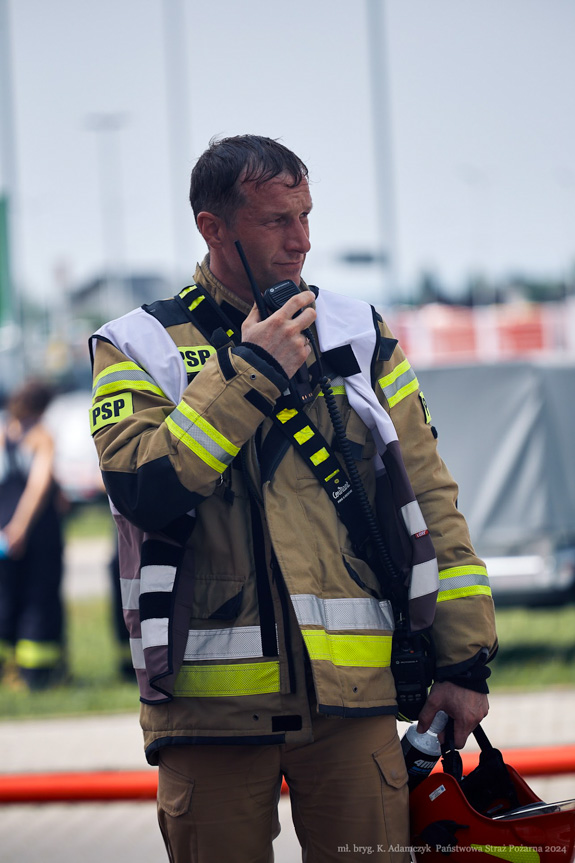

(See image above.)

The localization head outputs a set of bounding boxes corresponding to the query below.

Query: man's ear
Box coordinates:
[196,211,226,248]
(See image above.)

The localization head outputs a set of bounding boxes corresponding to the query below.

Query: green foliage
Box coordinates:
[0,596,137,719]
[63,501,115,542]
[490,604,575,690]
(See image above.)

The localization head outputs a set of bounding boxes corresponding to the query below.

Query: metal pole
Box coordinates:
[365,0,399,302]
[162,0,195,285]
[86,113,130,318]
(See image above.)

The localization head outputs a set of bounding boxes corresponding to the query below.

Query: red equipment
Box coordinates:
[410,724,575,862]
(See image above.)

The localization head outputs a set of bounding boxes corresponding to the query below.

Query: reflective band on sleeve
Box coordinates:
[92,361,166,399]
[166,402,239,472]
[291,594,394,632]
[173,661,281,697]
[183,625,276,661]
[437,565,491,602]
[15,639,62,669]
[401,500,427,536]
[141,617,169,649]
[120,577,140,610]
[378,359,419,408]
[130,637,145,669]
[301,631,392,667]
[140,564,177,595]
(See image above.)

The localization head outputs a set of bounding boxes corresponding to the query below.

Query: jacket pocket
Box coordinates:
[157,751,194,817]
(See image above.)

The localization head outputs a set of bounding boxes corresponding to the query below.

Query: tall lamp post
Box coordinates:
[86,112,130,319]
[365,0,399,303]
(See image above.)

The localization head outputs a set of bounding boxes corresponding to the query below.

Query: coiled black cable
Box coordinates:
[307,332,401,587]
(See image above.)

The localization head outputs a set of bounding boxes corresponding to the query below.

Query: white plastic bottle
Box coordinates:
[401,710,449,790]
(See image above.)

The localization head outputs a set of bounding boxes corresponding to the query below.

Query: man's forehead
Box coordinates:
[240,175,312,208]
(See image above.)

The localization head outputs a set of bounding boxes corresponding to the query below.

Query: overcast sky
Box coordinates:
[2,0,575,308]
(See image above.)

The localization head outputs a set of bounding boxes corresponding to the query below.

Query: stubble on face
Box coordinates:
[216,175,312,301]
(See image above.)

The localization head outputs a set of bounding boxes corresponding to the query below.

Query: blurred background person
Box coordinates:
[0,378,66,690]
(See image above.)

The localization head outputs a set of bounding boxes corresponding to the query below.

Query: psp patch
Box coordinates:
[90,392,134,435]
[179,345,216,374]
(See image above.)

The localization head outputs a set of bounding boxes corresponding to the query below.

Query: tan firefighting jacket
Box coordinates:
[90,257,497,764]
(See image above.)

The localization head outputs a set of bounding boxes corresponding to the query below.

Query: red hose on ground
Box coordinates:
[0,745,574,804]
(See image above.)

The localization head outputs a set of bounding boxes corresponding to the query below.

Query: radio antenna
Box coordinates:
[235,241,268,318]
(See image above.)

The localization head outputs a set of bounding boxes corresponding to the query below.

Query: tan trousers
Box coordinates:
[157,711,410,863]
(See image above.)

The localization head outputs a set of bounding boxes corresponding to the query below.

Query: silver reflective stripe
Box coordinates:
[291,594,394,632]
[120,577,140,611]
[92,367,162,399]
[168,406,237,468]
[409,559,440,600]
[140,564,177,594]
[439,572,490,592]
[130,637,145,669]
[183,625,275,661]
[401,500,427,537]
[379,360,418,407]
[141,617,169,649]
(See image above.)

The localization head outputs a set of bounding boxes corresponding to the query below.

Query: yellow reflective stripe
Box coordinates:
[378,358,411,390]
[173,661,280,697]
[176,402,239,459]
[387,378,419,408]
[15,639,62,669]
[93,361,139,389]
[439,565,489,579]
[188,296,204,312]
[301,630,392,667]
[470,846,540,863]
[93,361,165,399]
[165,415,228,473]
[438,585,492,602]
[96,378,165,398]
[318,386,346,396]
[437,565,491,602]
[378,359,419,408]
[276,408,298,423]
[294,425,314,445]
[310,448,329,466]
[179,286,193,298]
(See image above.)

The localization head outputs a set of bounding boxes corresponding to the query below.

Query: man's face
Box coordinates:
[214,175,312,297]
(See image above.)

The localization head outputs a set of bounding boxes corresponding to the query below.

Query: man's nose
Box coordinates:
[286,219,311,253]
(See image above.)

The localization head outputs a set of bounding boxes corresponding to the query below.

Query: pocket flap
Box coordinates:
[158,754,194,817]
[372,737,409,790]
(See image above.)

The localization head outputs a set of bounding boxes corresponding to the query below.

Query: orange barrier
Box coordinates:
[1,745,574,804]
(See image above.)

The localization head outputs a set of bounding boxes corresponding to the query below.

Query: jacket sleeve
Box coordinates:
[90,333,288,533]
[373,316,498,684]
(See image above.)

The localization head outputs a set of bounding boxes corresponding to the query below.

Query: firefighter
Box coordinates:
[90,135,497,862]
[0,379,65,689]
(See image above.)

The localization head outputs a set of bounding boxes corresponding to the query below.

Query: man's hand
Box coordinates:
[241,290,316,379]
[417,681,489,749]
